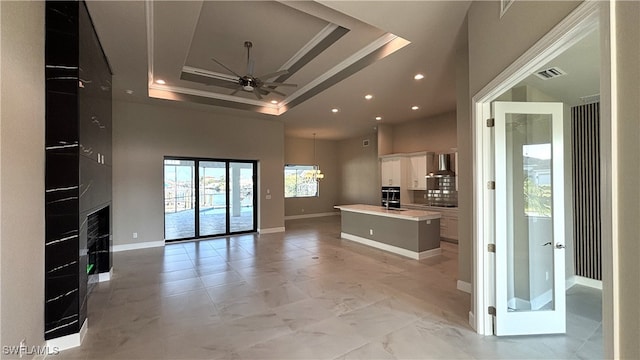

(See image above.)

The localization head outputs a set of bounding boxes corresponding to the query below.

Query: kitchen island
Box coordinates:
[334,204,442,260]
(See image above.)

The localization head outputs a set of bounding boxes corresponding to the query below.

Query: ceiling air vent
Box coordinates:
[580,94,600,104]
[535,67,567,80]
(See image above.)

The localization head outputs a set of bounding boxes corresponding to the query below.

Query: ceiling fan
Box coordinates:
[211,41,297,100]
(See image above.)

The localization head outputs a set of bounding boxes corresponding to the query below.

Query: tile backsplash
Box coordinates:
[411,177,458,207]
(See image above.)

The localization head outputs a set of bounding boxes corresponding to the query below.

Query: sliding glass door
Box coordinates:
[164,158,257,241]
[229,162,255,233]
[199,161,227,237]
[164,159,196,240]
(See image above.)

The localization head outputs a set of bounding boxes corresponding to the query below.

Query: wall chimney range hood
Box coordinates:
[426,153,456,178]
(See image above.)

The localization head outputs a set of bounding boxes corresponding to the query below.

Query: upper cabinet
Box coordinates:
[380,156,406,187]
[407,153,429,190]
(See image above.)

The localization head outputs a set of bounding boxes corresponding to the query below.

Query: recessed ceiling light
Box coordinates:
[331,108,339,113]
[375,116,382,121]
[411,106,419,110]
[414,74,425,80]
[364,94,373,100]
[270,100,278,104]
[155,79,166,85]
[125,89,134,95]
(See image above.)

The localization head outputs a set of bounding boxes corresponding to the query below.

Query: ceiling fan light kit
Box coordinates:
[211,41,298,100]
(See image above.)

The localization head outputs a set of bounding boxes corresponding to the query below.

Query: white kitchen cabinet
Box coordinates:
[407,153,427,190]
[380,156,406,187]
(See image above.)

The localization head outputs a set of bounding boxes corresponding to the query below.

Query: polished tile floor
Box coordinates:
[60,216,602,359]
[164,208,255,240]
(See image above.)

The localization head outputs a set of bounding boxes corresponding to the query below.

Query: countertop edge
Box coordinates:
[334,204,441,221]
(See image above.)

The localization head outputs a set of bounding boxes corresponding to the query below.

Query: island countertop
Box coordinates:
[334,204,441,222]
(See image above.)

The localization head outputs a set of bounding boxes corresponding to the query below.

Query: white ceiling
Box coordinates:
[85,1,472,140]
[518,29,600,106]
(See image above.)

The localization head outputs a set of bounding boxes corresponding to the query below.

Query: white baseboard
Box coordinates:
[457,280,472,294]
[507,289,553,311]
[340,232,441,260]
[418,247,442,260]
[258,227,286,234]
[284,212,340,220]
[531,289,553,310]
[567,275,603,290]
[508,297,531,311]
[45,318,87,353]
[98,268,113,282]
[468,311,476,331]
[113,240,164,252]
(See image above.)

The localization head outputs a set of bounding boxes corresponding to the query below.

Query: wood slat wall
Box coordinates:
[571,102,602,280]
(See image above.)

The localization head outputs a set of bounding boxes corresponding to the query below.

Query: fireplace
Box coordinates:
[86,206,110,293]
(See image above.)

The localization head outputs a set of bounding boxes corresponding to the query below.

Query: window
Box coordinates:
[522,143,552,217]
[284,164,319,198]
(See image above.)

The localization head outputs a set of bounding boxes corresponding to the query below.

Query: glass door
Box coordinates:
[493,101,566,335]
[229,162,256,233]
[164,158,257,241]
[164,159,196,240]
[199,161,227,237]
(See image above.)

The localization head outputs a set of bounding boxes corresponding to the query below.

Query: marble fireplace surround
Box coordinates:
[44,0,113,344]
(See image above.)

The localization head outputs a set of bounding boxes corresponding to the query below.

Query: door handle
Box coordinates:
[555,243,565,249]
[542,242,552,246]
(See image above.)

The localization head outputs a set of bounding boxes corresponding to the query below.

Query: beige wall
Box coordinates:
[376,123,394,156]
[338,134,379,206]
[391,111,457,154]
[0,1,45,353]
[284,137,339,216]
[468,0,582,96]
[112,100,285,245]
[614,1,640,357]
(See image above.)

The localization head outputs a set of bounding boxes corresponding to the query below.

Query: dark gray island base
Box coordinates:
[334,204,442,260]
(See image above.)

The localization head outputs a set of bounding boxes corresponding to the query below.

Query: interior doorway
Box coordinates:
[471,0,607,345]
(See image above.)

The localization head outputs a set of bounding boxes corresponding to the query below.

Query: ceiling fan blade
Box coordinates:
[203,81,241,90]
[252,88,263,100]
[262,82,297,88]
[211,57,242,78]
[260,87,287,97]
[256,69,288,80]
[229,86,242,96]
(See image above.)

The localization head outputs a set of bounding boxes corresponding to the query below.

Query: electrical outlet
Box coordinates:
[133,232,138,239]
[369,229,373,235]
[301,208,305,213]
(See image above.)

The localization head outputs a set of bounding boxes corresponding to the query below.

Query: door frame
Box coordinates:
[163,156,258,241]
[471,0,613,350]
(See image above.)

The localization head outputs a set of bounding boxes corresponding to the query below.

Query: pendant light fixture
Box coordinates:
[313,133,325,180]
